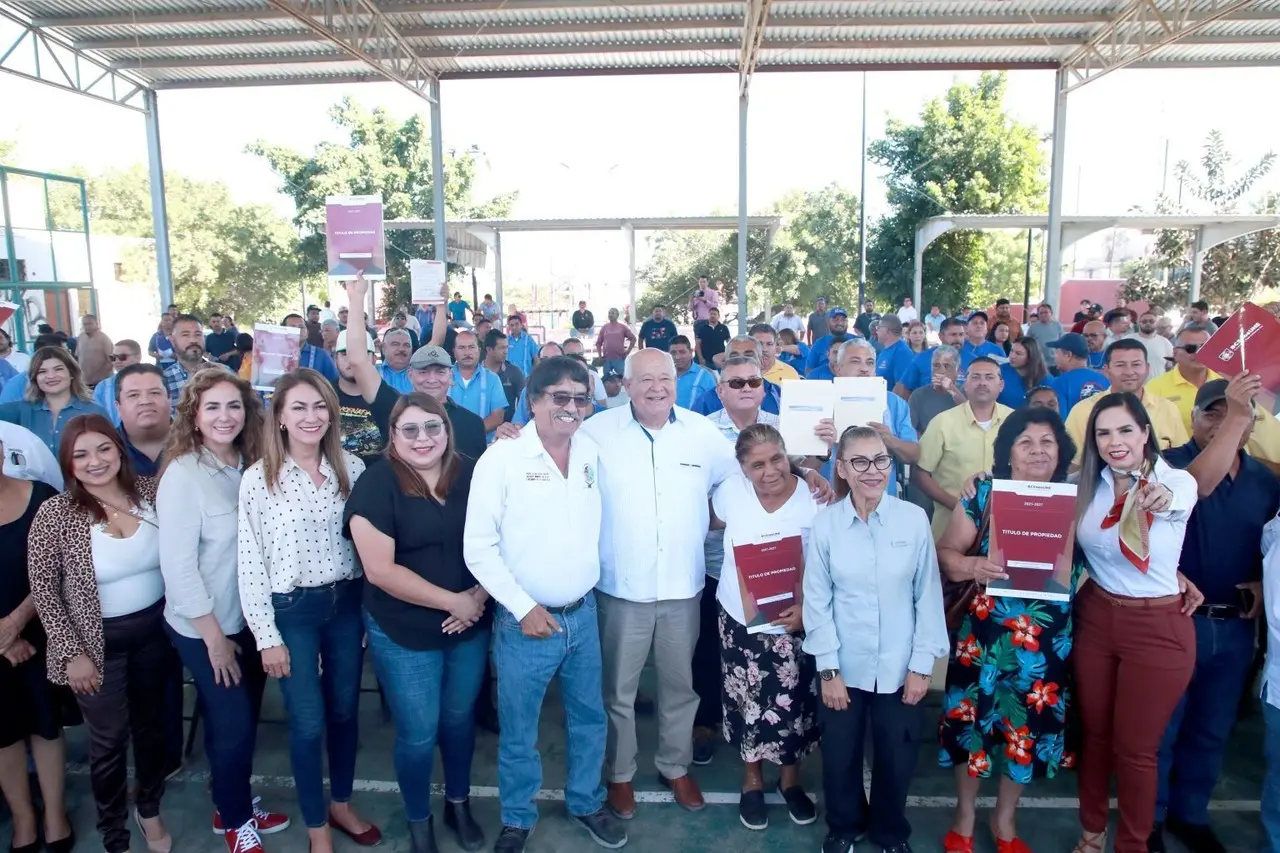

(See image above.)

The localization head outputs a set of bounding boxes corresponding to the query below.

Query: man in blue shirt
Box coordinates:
[956,311,1006,385]
[895,317,965,398]
[505,315,538,376]
[448,330,507,439]
[638,305,679,352]
[204,313,241,372]
[694,336,782,416]
[1154,376,1280,853]
[1046,332,1109,416]
[377,328,415,393]
[670,336,716,411]
[283,313,339,382]
[874,315,915,391]
[806,307,855,375]
[448,292,471,326]
[1082,320,1108,370]
[115,363,170,477]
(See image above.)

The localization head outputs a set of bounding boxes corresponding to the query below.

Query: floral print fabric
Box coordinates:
[937,480,1082,782]
[719,606,820,765]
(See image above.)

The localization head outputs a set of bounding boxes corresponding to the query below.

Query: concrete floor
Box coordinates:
[2,665,1267,853]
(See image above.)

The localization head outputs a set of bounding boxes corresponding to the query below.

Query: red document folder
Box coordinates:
[1195,302,1280,400]
[986,480,1077,602]
[732,533,805,634]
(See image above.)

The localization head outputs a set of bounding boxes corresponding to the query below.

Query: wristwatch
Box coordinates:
[819,669,839,682]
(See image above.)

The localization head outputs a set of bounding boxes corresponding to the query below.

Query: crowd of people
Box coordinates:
[0,277,1277,853]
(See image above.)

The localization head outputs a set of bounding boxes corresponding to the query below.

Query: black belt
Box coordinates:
[1194,604,1242,620]
[544,597,586,615]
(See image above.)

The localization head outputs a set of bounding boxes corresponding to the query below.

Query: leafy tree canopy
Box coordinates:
[867,72,1047,312]
[248,96,515,316]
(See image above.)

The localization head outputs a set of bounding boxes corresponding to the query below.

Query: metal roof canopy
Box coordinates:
[387,214,783,312]
[4,2,1278,322]
[913,213,1280,310]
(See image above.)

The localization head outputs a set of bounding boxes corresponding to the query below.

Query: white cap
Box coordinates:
[335,329,374,353]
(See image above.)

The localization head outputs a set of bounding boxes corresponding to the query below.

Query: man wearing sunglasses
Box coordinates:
[91,339,142,426]
[692,336,783,416]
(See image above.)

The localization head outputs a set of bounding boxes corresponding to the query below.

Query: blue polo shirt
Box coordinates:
[93,375,122,426]
[0,373,27,403]
[899,347,936,393]
[805,333,855,375]
[817,393,916,497]
[957,339,1007,385]
[1050,367,1110,417]
[1165,440,1280,606]
[298,344,339,382]
[378,364,413,394]
[676,364,717,411]
[1087,350,1106,370]
[694,378,781,417]
[779,343,809,373]
[448,365,505,423]
[120,426,162,477]
[997,363,1029,409]
[807,363,836,381]
[875,339,915,390]
[506,332,538,376]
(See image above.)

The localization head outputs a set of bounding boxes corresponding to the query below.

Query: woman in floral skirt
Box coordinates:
[936,406,1082,853]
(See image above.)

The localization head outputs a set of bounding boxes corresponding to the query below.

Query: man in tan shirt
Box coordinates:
[76,314,114,386]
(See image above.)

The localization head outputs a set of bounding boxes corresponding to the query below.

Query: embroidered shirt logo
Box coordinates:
[583,464,596,488]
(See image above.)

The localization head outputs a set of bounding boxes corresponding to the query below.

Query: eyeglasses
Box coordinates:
[723,377,764,390]
[842,454,893,473]
[547,392,592,408]
[108,354,131,362]
[395,421,445,440]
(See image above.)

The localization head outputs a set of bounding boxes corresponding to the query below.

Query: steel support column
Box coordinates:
[623,224,636,323]
[493,230,503,308]
[1189,227,1206,304]
[1044,69,1069,312]
[736,91,749,334]
[857,71,868,307]
[143,89,174,311]
[429,79,446,269]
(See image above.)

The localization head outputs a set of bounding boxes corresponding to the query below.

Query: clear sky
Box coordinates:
[5,64,1279,304]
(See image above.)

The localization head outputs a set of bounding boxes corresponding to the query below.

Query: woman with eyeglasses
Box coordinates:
[0,346,107,455]
[344,393,490,853]
[804,426,947,853]
[158,369,290,853]
[26,414,173,853]
[997,338,1050,410]
[707,423,820,832]
[237,369,380,853]
[936,407,1082,853]
[1071,392,1200,853]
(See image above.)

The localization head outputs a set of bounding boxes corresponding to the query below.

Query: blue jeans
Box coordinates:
[1264,689,1280,853]
[272,579,366,828]
[364,612,489,823]
[603,358,625,377]
[493,592,606,829]
[167,625,266,830]
[1156,614,1255,823]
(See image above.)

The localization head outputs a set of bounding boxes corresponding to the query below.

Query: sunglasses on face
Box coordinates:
[108,354,131,362]
[1176,343,1200,354]
[395,421,445,440]
[547,392,592,408]
[842,454,894,473]
[723,377,764,390]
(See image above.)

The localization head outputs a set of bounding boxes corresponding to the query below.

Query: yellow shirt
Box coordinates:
[1146,367,1280,465]
[917,401,1014,540]
[1064,389,1190,466]
[764,359,800,384]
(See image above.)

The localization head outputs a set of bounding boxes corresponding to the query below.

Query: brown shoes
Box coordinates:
[659,773,706,812]
[606,781,636,820]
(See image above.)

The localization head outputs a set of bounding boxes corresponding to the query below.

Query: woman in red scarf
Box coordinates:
[1071,392,1203,853]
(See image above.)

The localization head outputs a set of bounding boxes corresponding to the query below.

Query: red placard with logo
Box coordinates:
[1194,302,1280,398]
[986,480,1077,602]
[731,533,805,634]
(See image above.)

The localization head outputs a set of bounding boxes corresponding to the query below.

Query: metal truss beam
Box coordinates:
[0,4,148,110]
[260,0,437,102]
[739,0,771,95]
[1061,0,1257,92]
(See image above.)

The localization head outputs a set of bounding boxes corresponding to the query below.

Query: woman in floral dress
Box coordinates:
[710,423,821,833]
[936,407,1083,853]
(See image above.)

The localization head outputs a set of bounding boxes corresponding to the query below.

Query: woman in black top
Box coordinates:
[344,392,490,853]
[0,443,77,853]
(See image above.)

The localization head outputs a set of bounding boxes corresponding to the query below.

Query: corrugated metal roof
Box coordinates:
[4,0,1280,91]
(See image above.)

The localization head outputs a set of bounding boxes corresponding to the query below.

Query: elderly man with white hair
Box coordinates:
[580,348,830,821]
[379,327,415,393]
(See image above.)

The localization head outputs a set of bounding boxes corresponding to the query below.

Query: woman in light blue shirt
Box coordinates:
[803,425,948,853]
[0,347,107,455]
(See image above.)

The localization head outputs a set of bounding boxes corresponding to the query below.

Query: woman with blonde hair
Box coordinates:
[27,414,172,853]
[0,346,106,454]
[158,368,290,853]
[237,368,379,853]
[905,320,929,355]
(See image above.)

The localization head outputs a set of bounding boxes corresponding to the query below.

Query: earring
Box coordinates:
[280,424,286,431]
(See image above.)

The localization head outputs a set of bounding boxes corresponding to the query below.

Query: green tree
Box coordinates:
[0,139,16,162]
[62,165,304,322]
[867,72,1047,312]
[1123,131,1277,311]
[249,97,515,316]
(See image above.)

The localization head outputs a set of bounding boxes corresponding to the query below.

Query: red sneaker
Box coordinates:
[212,798,291,835]
[224,822,263,853]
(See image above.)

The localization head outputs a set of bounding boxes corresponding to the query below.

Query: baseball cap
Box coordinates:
[828,306,848,318]
[1047,333,1088,359]
[602,369,623,382]
[1192,378,1251,412]
[334,329,373,353]
[409,344,453,369]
